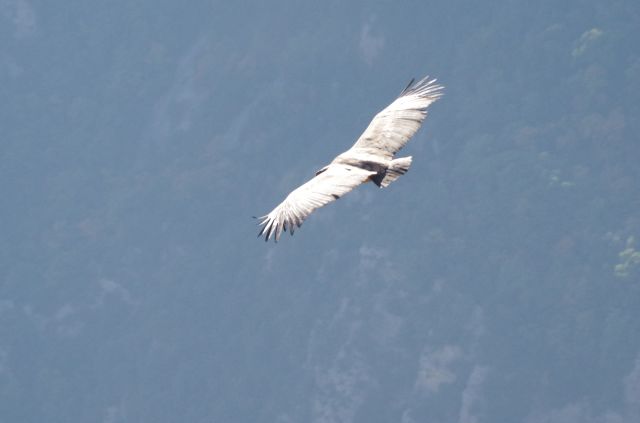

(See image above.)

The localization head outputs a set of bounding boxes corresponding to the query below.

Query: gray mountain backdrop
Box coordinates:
[1,1,640,422]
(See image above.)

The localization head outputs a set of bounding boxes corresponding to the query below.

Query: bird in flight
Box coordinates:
[257,76,443,242]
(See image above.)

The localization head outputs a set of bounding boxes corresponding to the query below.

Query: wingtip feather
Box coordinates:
[400,77,416,95]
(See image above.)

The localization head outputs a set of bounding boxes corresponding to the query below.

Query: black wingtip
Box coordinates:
[400,77,416,95]
[399,75,445,99]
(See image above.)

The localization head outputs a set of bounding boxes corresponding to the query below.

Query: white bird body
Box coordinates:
[257,76,443,241]
[333,148,388,170]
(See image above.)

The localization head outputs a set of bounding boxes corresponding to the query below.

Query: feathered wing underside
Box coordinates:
[352,76,443,157]
[257,165,376,241]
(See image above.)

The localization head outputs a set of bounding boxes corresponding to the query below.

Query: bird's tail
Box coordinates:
[377,156,412,188]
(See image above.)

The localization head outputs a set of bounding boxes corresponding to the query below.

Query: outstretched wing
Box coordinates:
[257,164,376,241]
[351,76,443,157]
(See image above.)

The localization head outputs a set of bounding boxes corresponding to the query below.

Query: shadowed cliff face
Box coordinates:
[1,1,639,422]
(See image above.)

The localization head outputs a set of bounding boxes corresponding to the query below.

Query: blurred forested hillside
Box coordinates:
[1,1,639,422]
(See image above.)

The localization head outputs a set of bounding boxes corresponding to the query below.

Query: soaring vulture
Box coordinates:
[257,76,443,241]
